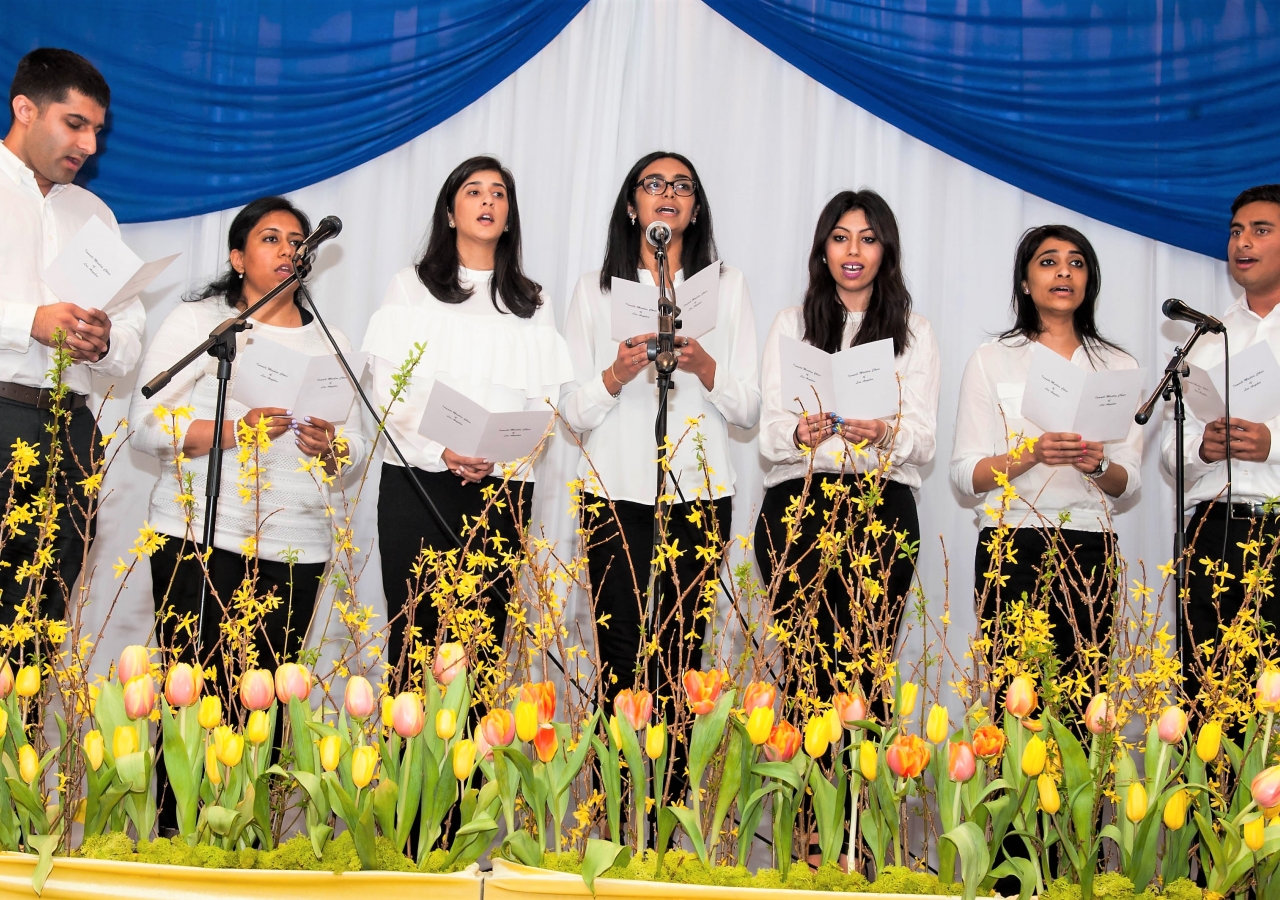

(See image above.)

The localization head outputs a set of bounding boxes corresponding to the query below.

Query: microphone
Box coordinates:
[646,220,671,248]
[296,215,343,258]
[1162,298,1225,334]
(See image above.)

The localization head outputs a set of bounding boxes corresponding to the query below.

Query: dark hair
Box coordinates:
[188,196,311,309]
[999,224,1123,360]
[9,48,109,111]
[599,151,718,292]
[1232,184,1280,215]
[415,156,541,318]
[801,190,912,356]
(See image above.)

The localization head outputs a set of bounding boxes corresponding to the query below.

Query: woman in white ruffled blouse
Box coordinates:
[362,156,572,685]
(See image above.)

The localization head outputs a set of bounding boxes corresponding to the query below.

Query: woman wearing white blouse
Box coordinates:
[756,190,939,710]
[950,225,1142,669]
[363,157,571,687]
[560,151,760,720]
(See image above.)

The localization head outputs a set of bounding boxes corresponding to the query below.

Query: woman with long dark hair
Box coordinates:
[560,151,761,740]
[363,156,571,686]
[755,190,939,711]
[950,224,1142,681]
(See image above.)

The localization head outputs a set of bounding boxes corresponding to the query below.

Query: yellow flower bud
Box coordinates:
[216,731,244,768]
[83,730,104,772]
[607,715,621,748]
[646,722,666,760]
[1021,735,1047,777]
[246,710,270,745]
[926,704,949,744]
[0,708,8,738]
[1163,788,1188,831]
[381,695,395,729]
[197,695,222,730]
[453,738,477,781]
[1244,815,1265,852]
[15,665,40,699]
[18,744,38,784]
[112,725,138,758]
[205,744,221,785]
[1126,782,1148,823]
[1196,721,1222,763]
[319,734,342,772]
[897,682,918,719]
[804,715,830,758]
[859,739,877,780]
[436,708,457,740]
[515,701,539,743]
[746,706,775,746]
[351,744,378,789]
[1037,774,1060,815]
[823,707,841,744]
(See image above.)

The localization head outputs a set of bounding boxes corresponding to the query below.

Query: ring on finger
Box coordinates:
[625,338,633,348]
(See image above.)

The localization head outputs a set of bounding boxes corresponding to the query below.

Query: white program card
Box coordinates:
[1020,343,1146,442]
[293,351,365,424]
[779,335,837,413]
[779,336,898,420]
[43,215,179,316]
[417,382,551,461]
[1184,340,1280,425]
[1073,367,1147,442]
[232,335,312,411]
[609,261,720,342]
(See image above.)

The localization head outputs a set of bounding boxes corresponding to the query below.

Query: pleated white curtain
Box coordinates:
[90,0,1235,682]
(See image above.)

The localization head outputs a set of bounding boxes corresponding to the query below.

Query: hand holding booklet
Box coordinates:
[1019,343,1146,442]
[231,335,364,423]
[43,215,179,316]
[609,260,720,342]
[778,335,899,420]
[1182,340,1280,425]
[417,382,552,461]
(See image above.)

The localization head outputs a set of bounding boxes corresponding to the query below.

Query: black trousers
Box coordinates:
[378,464,531,690]
[755,477,920,714]
[1183,502,1280,719]
[150,537,327,831]
[0,397,98,637]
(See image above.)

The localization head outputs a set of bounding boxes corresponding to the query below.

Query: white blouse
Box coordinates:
[759,306,940,491]
[559,265,761,504]
[950,337,1144,532]
[361,266,572,481]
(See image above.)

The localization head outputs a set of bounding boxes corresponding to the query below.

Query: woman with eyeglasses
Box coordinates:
[560,151,761,751]
[363,156,572,689]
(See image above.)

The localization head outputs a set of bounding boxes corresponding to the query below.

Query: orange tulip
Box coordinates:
[123,675,157,720]
[613,688,653,731]
[1157,706,1188,744]
[519,681,557,724]
[948,741,977,782]
[1083,693,1115,734]
[164,663,201,708]
[763,721,802,762]
[833,691,869,728]
[886,734,931,779]
[239,669,275,712]
[343,675,376,719]
[480,708,516,748]
[1004,675,1038,719]
[391,692,425,738]
[683,669,724,716]
[117,645,150,684]
[1252,764,1280,809]
[972,724,1006,759]
[274,663,312,704]
[1257,669,1280,714]
[743,681,777,714]
[433,643,467,686]
[533,724,558,763]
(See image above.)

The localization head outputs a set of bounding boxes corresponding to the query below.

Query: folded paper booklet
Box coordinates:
[778,335,899,420]
[609,260,719,342]
[231,334,364,423]
[1019,343,1146,442]
[417,381,552,461]
[1182,339,1280,425]
[43,215,179,316]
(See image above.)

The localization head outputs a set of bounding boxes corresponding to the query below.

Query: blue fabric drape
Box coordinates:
[1,2,587,223]
[704,1,1280,259]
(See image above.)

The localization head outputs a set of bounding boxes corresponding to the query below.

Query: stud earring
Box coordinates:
[822,256,827,264]
[691,215,697,224]
[448,217,456,229]
[235,270,243,279]
[504,224,509,233]
[629,213,637,224]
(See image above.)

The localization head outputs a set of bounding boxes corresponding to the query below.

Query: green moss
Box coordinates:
[869,866,963,896]
[76,833,137,862]
[539,849,875,893]
[1159,879,1204,900]
[1042,875,1188,900]
[1092,873,1137,900]
[1041,879,1083,900]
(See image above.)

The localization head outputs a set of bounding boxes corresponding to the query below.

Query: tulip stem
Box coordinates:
[846,758,859,871]
[1262,713,1275,768]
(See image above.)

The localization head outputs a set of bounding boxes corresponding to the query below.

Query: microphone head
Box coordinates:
[1162,298,1183,317]
[317,215,343,239]
[646,220,672,248]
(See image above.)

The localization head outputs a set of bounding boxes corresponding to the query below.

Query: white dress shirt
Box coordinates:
[0,143,145,393]
[361,266,573,481]
[1161,297,1280,505]
[950,337,1144,531]
[759,306,940,491]
[559,265,761,504]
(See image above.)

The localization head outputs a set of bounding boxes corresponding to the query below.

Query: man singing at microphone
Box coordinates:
[0,49,145,633]
[1161,184,1280,718]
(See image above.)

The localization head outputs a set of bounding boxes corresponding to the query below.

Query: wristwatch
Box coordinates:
[1085,456,1110,479]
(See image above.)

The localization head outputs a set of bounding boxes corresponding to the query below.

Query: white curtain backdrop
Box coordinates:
[84,0,1237,687]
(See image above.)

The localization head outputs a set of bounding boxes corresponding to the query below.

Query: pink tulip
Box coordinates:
[480,709,516,748]
[274,663,312,704]
[123,675,157,720]
[1083,693,1116,735]
[475,727,494,762]
[1004,675,1038,719]
[1258,670,1280,714]
[1252,764,1280,809]
[117,645,151,684]
[948,741,977,783]
[433,643,467,686]
[344,675,376,719]
[164,663,201,708]
[613,689,653,731]
[743,682,777,714]
[239,669,275,712]
[0,662,13,699]
[391,692,425,738]
[1157,706,1188,744]
[833,691,870,728]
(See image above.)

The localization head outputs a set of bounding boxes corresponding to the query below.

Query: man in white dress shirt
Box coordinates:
[1162,184,1280,715]
[0,49,145,625]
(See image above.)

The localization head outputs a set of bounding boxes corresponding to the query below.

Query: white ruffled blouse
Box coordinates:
[361,266,573,481]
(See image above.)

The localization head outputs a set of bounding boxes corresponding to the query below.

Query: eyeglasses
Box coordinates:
[637,174,697,197]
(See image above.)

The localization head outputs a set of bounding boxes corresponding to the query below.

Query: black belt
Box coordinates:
[1195,500,1280,521]
[0,381,88,410]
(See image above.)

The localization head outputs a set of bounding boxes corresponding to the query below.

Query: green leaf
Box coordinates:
[504,830,543,867]
[751,761,803,791]
[27,833,58,897]
[940,822,990,900]
[453,813,498,838]
[989,857,1037,900]
[308,824,332,859]
[580,838,630,893]
[708,725,744,860]
[554,711,600,797]
[373,778,398,838]
[687,690,735,788]
[667,804,709,867]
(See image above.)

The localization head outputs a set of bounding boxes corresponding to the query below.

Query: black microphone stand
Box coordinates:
[1134,321,1214,674]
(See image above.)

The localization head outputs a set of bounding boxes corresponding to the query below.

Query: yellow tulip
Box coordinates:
[607,715,621,748]
[1163,788,1188,831]
[319,735,342,772]
[351,744,378,788]
[197,695,222,730]
[1196,721,1222,763]
[1021,735,1047,777]
[15,665,40,699]
[823,708,841,744]
[804,715,830,758]
[0,708,8,737]
[897,682,919,719]
[859,739,878,780]
[205,744,221,785]
[18,744,38,784]
[646,722,666,760]
[1126,782,1148,823]
[436,708,457,740]
[926,704,949,744]
[746,707,775,746]
[83,730,104,771]
[453,738,477,781]
[216,731,244,768]
[515,701,539,743]
[112,725,137,758]
[246,710,270,745]
[1037,774,1060,815]
[381,695,395,729]
[1244,815,1265,852]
